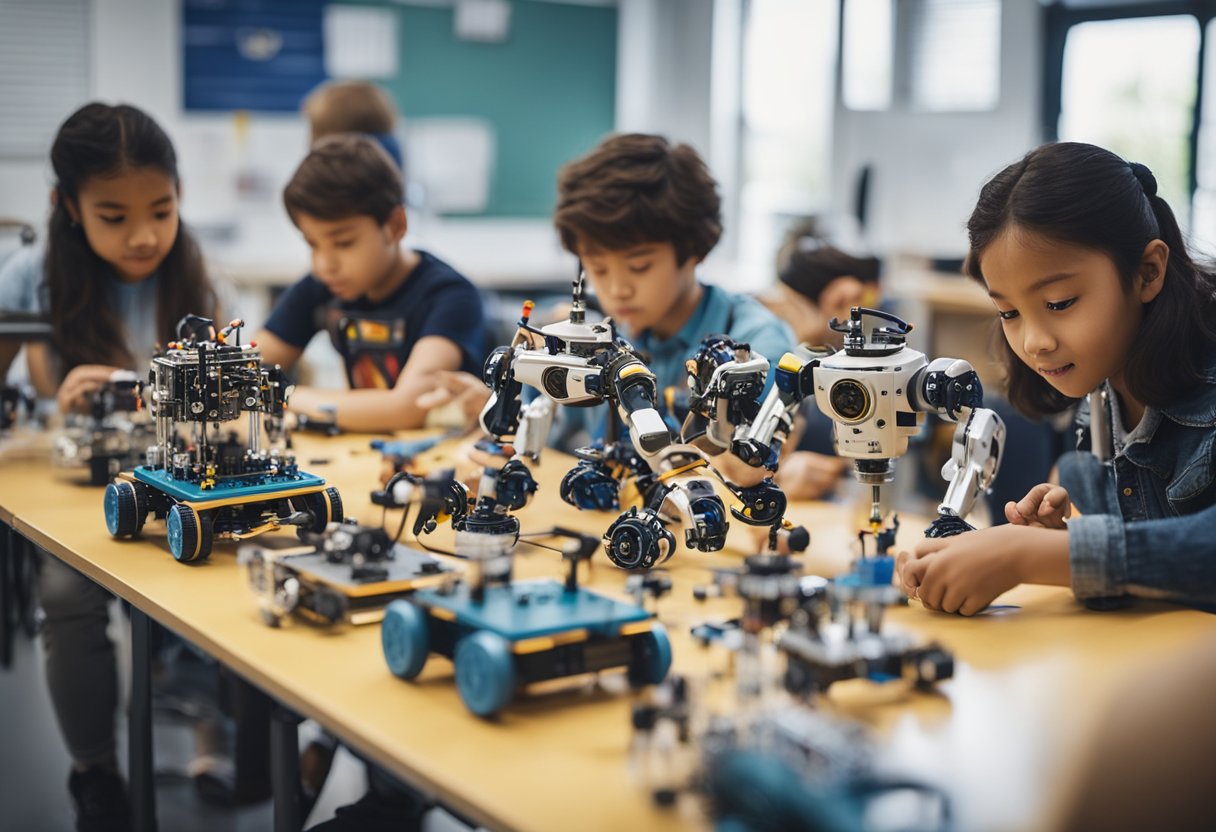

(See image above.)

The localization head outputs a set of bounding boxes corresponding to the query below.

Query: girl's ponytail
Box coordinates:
[1128,192,1216,405]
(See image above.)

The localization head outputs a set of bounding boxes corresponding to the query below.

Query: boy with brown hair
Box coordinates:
[428,133,798,472]
[255,134,484,432]
[551,132,794,449]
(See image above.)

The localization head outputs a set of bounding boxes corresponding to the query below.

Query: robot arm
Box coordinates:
[734,351,820,468]
[926,407,1006,537]
[605,349,670,457]
[374,468,471,537]
[911,358,985,420]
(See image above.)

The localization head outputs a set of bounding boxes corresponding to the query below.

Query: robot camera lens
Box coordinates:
[829,379,870,422]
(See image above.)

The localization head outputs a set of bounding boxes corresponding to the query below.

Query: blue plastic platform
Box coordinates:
[414,579,651,641]
[132,466,325,502]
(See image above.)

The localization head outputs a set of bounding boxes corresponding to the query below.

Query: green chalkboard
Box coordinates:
[335,0,617,217]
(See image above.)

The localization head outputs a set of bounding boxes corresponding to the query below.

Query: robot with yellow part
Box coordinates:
[104,315,342,563]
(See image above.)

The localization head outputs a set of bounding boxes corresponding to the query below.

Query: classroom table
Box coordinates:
[2,432,1214,832]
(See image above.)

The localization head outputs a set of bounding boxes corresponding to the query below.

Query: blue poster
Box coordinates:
[183,0,326,112]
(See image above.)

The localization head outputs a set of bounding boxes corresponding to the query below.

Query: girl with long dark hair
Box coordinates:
[0,102,218,829]
[895,142,1216,614]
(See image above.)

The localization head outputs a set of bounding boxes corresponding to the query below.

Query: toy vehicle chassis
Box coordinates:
[243,543,458,627]
[381,579,672,717]
[104,466,342,563]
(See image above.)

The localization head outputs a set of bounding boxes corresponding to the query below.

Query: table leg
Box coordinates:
[129,607,158,832]
[272,703,303,832]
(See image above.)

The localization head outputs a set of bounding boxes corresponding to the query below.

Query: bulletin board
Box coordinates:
[183,0,327,113]
[341,0,618,217]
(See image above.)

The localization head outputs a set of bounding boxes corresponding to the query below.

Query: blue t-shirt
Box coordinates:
[555,283,795,450]
[0,243,162,371]
[263,249,485,389]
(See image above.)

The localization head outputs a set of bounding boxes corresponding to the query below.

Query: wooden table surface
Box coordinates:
[2,431,1213,832]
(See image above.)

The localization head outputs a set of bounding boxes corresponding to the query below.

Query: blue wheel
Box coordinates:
[167,503,212,563]
[104,481,142,537]
[382,600,430,680]
[453,631,516,717]
[627,623,673,687]
[294,487,344,538]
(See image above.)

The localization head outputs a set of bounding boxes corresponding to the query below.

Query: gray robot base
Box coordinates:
[242,543,458,628]
[381,580,672,718]
[104,466,342,563]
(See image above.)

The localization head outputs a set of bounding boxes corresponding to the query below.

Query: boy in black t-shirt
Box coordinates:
[256,134,485,432]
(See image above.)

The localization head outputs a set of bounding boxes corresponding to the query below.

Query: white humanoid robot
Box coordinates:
[730,307,1006,538]
[476,273,730,570]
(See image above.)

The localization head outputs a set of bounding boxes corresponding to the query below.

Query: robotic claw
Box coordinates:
[739,307,1005,539]
[680,334,811,554]
[478,272,730,570]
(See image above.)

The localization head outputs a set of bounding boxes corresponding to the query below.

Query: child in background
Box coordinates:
[761,222,882,351]
[757,224,881,498]
[433,133,796,489]
[896,142,1216,615]
[552,132,795,456]
[303,79,404,171]
[254,134,485,433]
[0,102,218,832]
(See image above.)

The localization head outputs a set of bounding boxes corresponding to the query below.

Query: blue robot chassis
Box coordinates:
[381,579,672,718]
[103,316,343,562]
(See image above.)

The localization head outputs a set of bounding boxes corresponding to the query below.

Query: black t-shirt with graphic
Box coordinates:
[264,250,485,388]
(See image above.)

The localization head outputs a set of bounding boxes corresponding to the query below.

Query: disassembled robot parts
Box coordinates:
[103,315,343,562]
[238,521,458,628]
[693,524,954,698]
[631,677,951,832]
[53,371,155,485]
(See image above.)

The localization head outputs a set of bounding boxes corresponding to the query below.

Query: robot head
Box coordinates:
[814,308,926,469]
[829,307,913,357]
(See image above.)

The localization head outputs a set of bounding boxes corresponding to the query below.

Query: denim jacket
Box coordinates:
[1060,345,1216,607]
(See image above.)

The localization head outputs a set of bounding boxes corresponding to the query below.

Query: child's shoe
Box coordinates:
[67,765,131,832]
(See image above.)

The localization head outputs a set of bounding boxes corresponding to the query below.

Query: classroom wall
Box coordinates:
[0,0,721,268]
[829,0,1043,258]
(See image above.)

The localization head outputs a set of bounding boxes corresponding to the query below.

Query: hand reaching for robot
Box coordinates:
[897,526,1026,615]
[774,451,850,501]
[1005,483,1071,530]
[896,524,1069,615]
[414,370,493,430]
[450,435,516,496]
[57,364,125,415]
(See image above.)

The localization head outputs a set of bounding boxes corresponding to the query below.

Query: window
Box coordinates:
[842,0,1001,112]
[736,0,838,286]
[907,0,1000,111]
[0,0,89,158]
[1058,16,1199,230]
[842,0,893,111]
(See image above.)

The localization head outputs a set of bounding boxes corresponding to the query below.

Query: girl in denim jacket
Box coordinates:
[896,142,1216,614]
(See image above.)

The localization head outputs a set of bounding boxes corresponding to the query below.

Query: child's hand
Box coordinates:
[415,371,491,430]
[451,435,515,495]
[57,364,123,414]
[1005,483,1071,529]
[775,451,849,500]
[896,525,1030,615]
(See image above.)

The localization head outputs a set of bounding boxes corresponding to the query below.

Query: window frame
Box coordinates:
[1042,1,1216,201]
